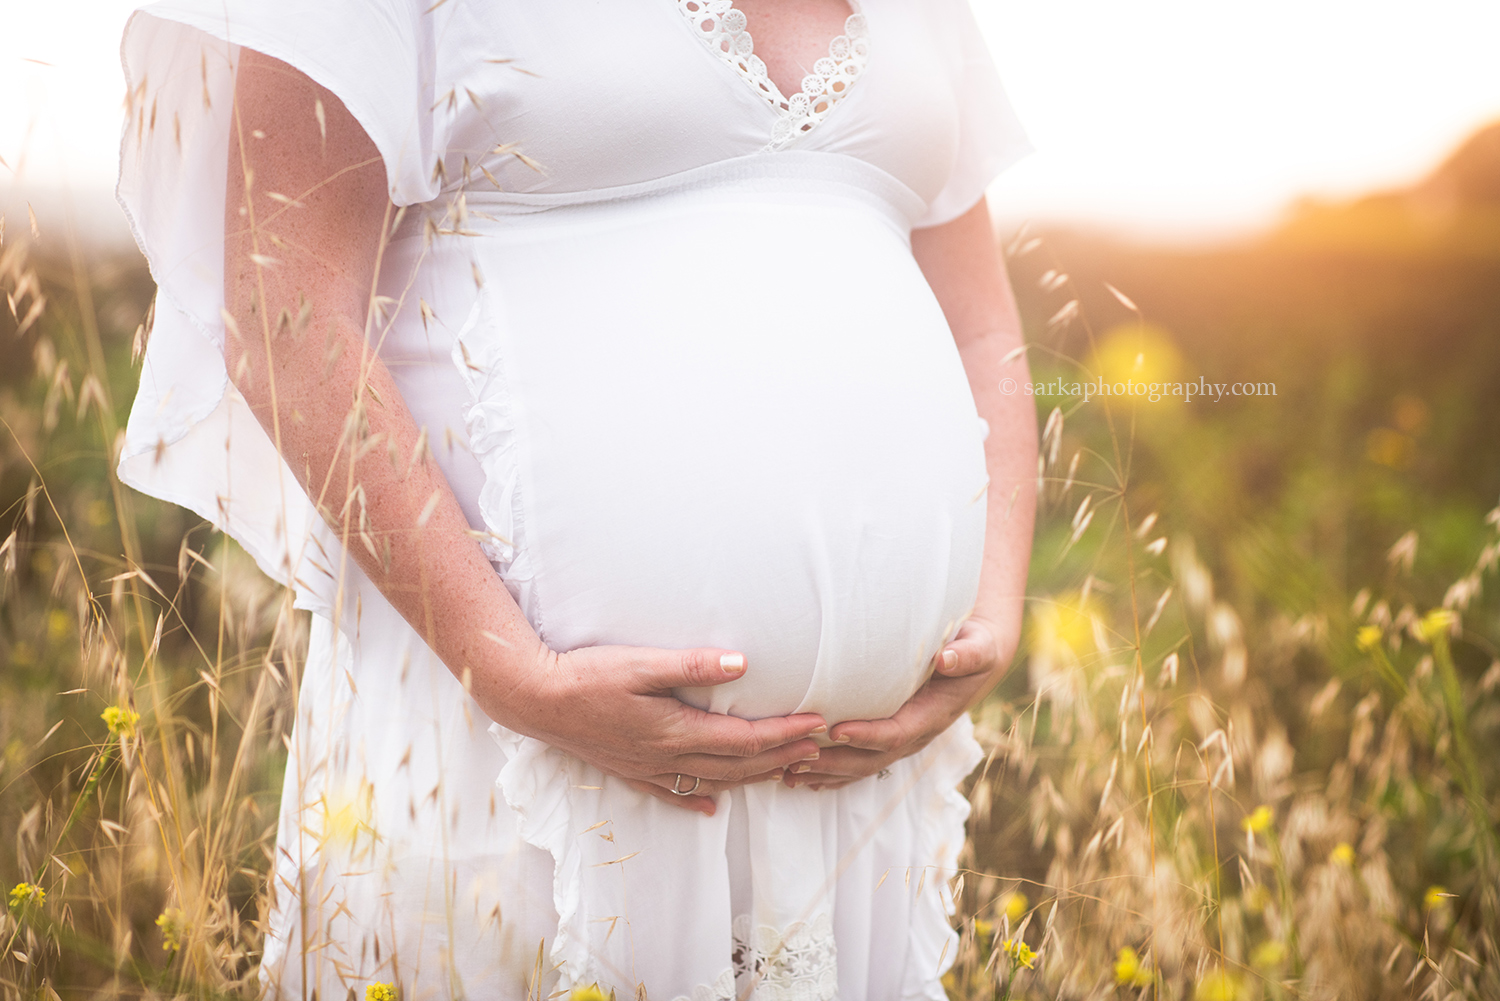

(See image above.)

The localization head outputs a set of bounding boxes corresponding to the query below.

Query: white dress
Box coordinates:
[116,2,1032,997]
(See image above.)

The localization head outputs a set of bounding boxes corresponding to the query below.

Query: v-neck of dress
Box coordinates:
[674,0,870,150]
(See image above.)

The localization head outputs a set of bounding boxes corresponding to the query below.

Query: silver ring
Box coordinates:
[671,774,702,796]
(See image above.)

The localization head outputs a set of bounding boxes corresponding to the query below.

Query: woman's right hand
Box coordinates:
[502,645,826,817]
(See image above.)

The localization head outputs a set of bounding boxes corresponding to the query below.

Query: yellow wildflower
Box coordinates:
[1002,890,1028,924]
[156,908,186,951]
[1417,609,1457,643]
[1194,969,1240,1001]
[569,987,609,1001]
[1001,938,1036,969]
[365,985,397,1001]
[1330,842,1355,867]
[8,882,44,910]
[1355,624,1383,652]
[101,705,140,738]
[1114,946,1153,987]
[973,918,994,941]
[47,609,70,642]
[321,788,375,848]
[1032,593,1099,661]
[1424,885,1450,910]
[1241,805,1273,834]
[1251,940,1286,968]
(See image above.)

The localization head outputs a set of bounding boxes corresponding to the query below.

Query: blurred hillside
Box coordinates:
[1008,120,1500,612]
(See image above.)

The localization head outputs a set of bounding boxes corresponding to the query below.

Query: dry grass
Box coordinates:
[2,221,302,998]
[939,238,1500,1001]
[2,200,1498,1001]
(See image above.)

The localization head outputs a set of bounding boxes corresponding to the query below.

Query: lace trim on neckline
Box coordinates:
[673,913,838,1001]
[676,0,869,150]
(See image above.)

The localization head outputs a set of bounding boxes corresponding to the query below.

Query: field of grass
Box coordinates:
[2,128,1498,999]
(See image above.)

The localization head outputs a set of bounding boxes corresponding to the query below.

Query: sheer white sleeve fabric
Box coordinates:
[913,0,1033,228]
[115,0,439,615]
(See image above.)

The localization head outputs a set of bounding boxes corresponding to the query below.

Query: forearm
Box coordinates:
[222,50,545,726]
[231,320,546,721]
[960,330,1036,641]
[912,197,1037,652]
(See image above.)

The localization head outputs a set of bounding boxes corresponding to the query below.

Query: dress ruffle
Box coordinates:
[488,727,594,988]
[448,290,543,630]
[904,713,984,999]
[485,718,982,999]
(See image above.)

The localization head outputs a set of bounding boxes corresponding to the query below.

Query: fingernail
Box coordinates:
[793,763,813,773]
[802,751,821,761]
[810,724,827,734]
[834,734,851,744]
[720,653,745,675]
[942,649,958,672]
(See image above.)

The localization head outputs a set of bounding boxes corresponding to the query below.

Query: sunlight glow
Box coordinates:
[3,0,1500,240]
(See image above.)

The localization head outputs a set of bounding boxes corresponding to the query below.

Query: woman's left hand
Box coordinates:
[788,196,1035,792]
[784,615,1017,790]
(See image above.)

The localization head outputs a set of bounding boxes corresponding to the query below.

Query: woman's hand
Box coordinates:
[788,195,1037,791]
[785,616,1017,790]
[504,645,827,817]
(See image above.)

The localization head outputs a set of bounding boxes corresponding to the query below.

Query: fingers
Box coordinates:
[826,670,980,750]
[626,770,784,815]
[825,714,916,753]
[640,647,752,690]
[784,753,885,789]
[789,745,906,782]
[789,775,858,791]
[736,712,829,751]
[650,770,784,798]
[791,746,871,777]
[933,619,998,678]
[626,778,717,816]
[673,738,823,781]
[676,706,828,759]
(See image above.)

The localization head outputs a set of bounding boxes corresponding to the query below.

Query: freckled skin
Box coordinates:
[223,0,1036,810]
[736,0,857,98]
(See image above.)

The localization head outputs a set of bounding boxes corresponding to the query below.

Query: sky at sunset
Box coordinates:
[4,0,1500,242]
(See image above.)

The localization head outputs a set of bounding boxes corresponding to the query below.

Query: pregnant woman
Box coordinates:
[116,0,1037,996]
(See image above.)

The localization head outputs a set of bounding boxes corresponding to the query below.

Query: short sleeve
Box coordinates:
[914,0,1034,229]
[118,0,440,352]
[114,0,440,616]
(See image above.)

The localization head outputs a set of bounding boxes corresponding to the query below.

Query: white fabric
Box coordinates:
[116,1,1031,997]
[675,2,872,150]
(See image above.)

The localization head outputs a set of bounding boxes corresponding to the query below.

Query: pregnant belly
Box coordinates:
[446,190,987,724]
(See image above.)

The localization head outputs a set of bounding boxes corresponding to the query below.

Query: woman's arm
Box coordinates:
[224,50,825,813]
[792,195,1036,787]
